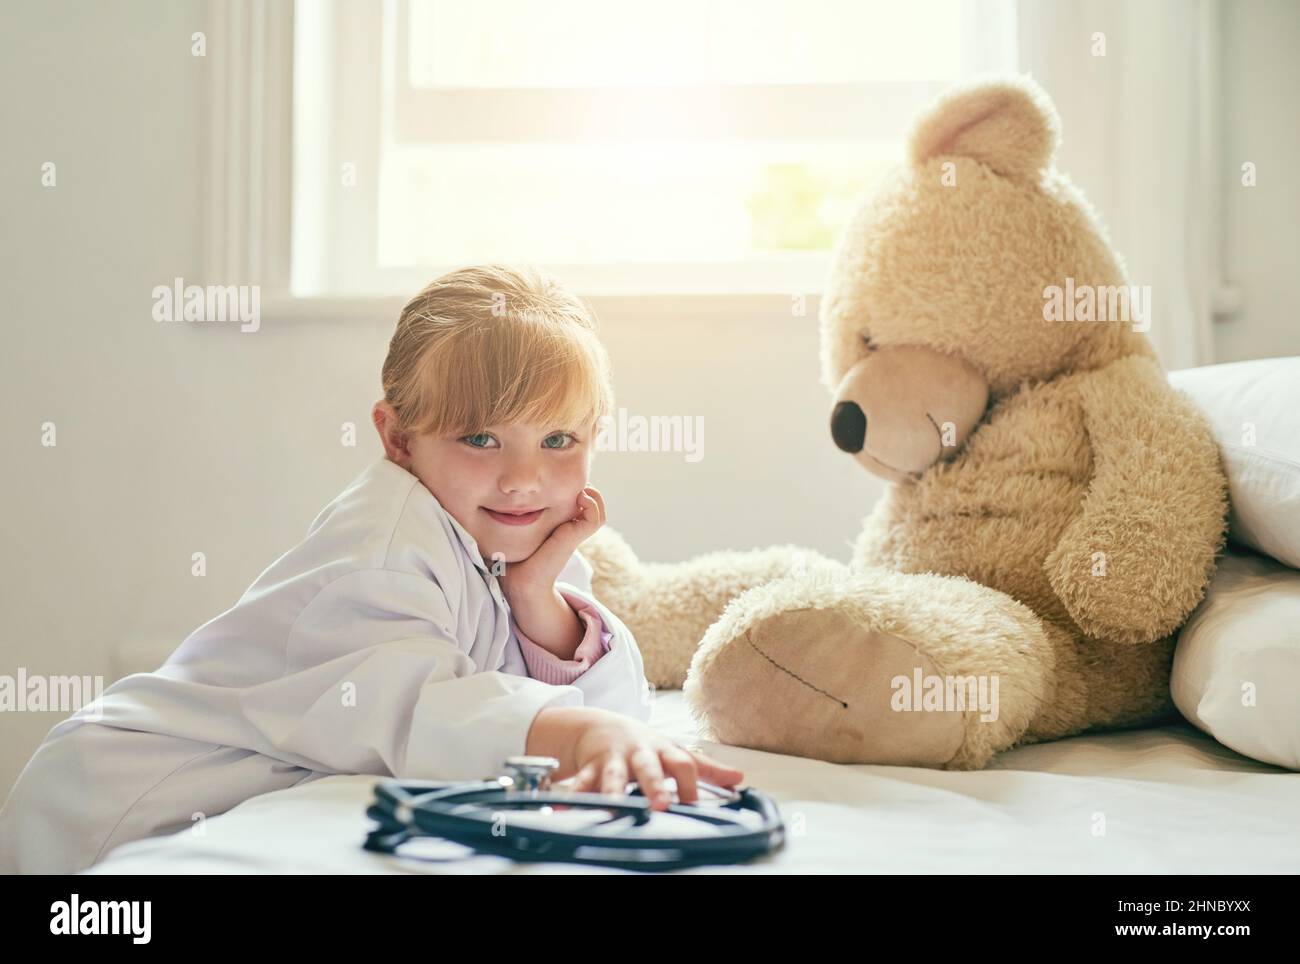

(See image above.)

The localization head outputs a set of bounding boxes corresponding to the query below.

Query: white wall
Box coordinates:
[1,0,1296,802]
[1216,0,1300,362]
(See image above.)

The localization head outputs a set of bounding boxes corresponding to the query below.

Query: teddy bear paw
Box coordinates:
[686,604,969,768]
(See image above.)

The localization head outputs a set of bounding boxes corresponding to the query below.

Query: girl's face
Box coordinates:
[405,421,594,565]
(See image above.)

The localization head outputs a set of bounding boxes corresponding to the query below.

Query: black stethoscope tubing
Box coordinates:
[363,777,785,871]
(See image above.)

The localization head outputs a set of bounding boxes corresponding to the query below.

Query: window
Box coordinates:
[282,0,1017,298]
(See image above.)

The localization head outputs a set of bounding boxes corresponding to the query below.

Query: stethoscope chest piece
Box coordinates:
[363,756,784,871]
[500,755,561,794]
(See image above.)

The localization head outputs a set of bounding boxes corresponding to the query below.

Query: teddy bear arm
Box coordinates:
[1043,357,1228,645]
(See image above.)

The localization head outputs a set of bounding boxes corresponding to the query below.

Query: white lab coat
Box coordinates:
[0,457,651,874]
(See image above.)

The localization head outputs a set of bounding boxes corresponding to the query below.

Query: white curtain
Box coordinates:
[1016,0,1222,369]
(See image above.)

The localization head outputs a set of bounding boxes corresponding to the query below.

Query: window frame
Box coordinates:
[200,0,1016,322]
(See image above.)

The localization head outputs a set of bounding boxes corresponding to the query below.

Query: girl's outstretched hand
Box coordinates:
[530,706,745,811]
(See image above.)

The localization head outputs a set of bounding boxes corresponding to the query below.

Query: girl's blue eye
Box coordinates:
[543,432,577,450]
[461,433,495,449]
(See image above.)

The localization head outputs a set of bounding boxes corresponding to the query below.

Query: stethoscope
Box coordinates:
[363,755,785,871]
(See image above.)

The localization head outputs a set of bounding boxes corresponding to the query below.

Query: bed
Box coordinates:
[85,689,1300,874]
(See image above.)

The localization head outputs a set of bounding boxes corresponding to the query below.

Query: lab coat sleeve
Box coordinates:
[546,550,654,723]
[238,568,586,781]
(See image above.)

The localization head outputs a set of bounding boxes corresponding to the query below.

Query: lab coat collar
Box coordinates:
[443,505,491,575]
[374,457,491,575]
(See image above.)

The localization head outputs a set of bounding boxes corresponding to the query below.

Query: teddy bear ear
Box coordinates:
[906,74,1061,182]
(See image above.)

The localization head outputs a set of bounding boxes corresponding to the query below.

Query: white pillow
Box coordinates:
[1168,357,1300,568]
[1171,548,1300,770]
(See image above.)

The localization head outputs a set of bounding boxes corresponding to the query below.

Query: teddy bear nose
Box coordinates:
[831,401,866,454]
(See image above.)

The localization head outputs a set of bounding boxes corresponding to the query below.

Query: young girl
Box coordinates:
[0,264,742,873]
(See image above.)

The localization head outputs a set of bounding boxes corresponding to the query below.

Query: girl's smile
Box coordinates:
[482,507,546,526]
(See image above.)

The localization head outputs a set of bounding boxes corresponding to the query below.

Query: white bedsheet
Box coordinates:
[86,690,1300,874]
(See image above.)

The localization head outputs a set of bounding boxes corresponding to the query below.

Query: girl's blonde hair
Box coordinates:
[381,264,614,439]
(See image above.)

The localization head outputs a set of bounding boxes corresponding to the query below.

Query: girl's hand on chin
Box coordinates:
[498,486,605,596]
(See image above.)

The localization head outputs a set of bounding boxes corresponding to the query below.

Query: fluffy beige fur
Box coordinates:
[583,75,1228,770]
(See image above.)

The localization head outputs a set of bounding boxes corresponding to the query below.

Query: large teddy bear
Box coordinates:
[582,75,1228,770]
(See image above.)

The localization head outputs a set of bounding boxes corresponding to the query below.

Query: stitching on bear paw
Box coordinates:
[742,626,849,709]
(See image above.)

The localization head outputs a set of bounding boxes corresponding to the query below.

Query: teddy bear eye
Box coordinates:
[861,334,877,351]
